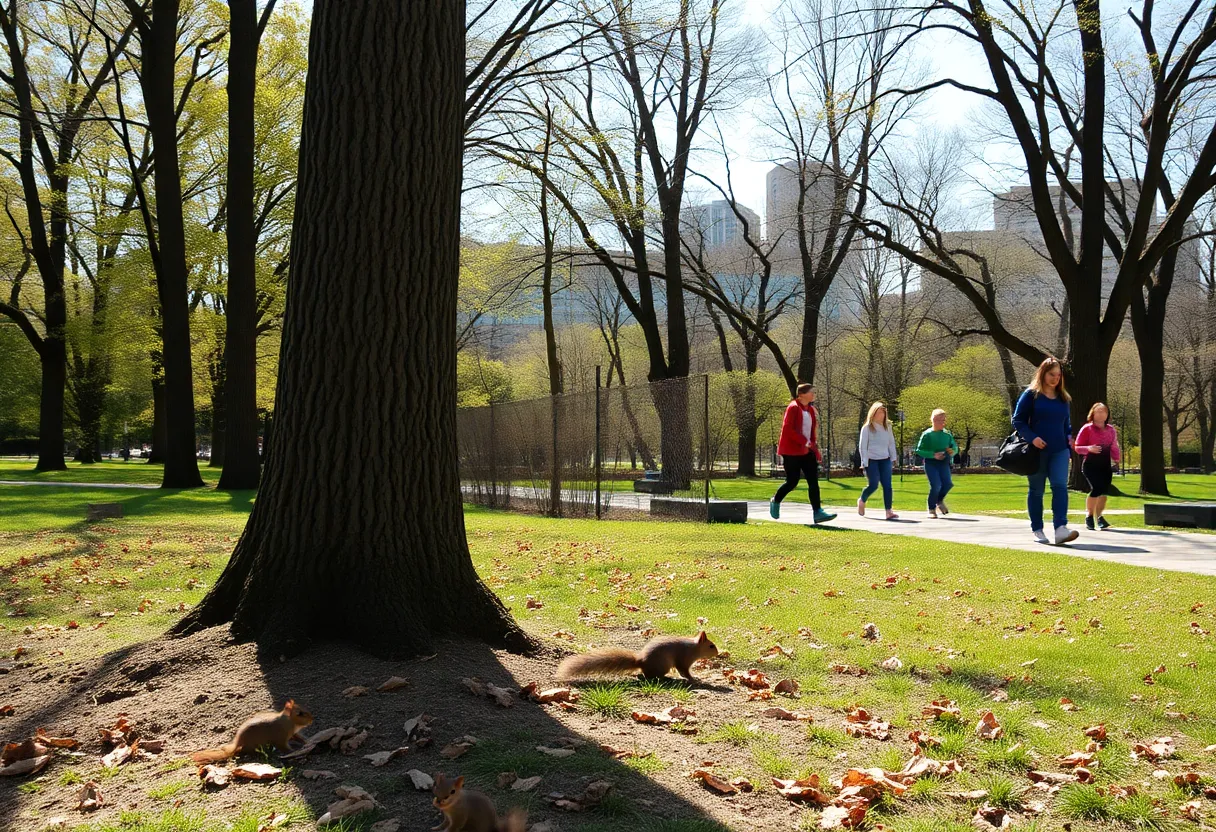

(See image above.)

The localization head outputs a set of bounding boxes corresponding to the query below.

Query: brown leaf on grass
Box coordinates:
[831,664,868,677]
[760,644,795,661]
[774,678,800,696]
[339,730,369,754]
[818,804,867,829]
[536,745,576,758]
[1180,801,1203,822]
[317,785,379,825]
[101,741,136,769]
[526,596,544,609]
[631,705,694,725]
[2,737,49,764]
[98,717,133,746]
[844,709,890,741]
[693,768,738,795]
[989,688,1009,702]
[461,677,487,697]
[975,803,1013,829]
[75,781,104,811]
[341,686,369,698]
[733,668,771,690]
[1027,770,1080,786]
[256,811,290,831]
[513,775,542,792]
[376,676,410,692]
[908,730,943,748]
[1084,724,1107,741]
[746,689,773,701]
[232,763,283,781]
[1059,697,1080,712]
[834,767,910,795]
[1132,737,1176,761]
[439,742,473,759]
[975,712,1004,741]
[896,750,961,781]
[405,770,433,790]
[880,656,903,671]
[1058,751,1096,769]
[362,747,409,767]
[923,699,961,720]
[198,764,230,788]
[761,707,811,721]
[771,774,830,803]
[485,684,515,707]
[32,729,76,750]
[520,683,578,705]
[0,754,51,776]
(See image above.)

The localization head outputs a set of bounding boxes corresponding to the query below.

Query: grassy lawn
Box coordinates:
[2,482,1214,830]
[0,458,221,486]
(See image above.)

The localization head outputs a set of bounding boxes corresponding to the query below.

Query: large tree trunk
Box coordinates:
[1129,249,1176,495]
[72,367,106,464]
[35,342,68,470]
[209,356,226,469]
[147,372,167,464]
[174,0,532,656]
[797,291,824,384]
[1064,288,1110,491]
[141,0,203,489]
[218,0,262,491]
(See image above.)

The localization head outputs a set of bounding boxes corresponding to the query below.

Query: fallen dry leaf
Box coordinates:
[1059,697,1080,712]
[317,785,379,825]
[734,668,771,690]
[975,802,1013,829]
[908,730,943,748]
[362,747,409,767]
[376,676,410,692]
[461,677,486,696]
[761,707,811,721]
[439,742,473,759]
[232,763,282,781]
[198,764,231,788]
[520,683,578,705]
[536,745,575,758]
[631,705,694,725]
[976,712,1004,741]
[341,685,369,698]
[0,754,51,776]
[34,729,77,749]
[831,663,867,677]
[844,706,890,740]
[693,768,738,795]
[513,775,542,792]
[75,781,103,811]
[772,774,830,803]
[760,644,795,661]
[834,767,910,795]
[256,810,290,831]
[485,683,516,707]
[923,699,961,720]
[730,776,754,792]
[339,730,369,754]
[880,656,903,671]
[1084,723,1107,741]
[774,678,800,696]
[1132,736,1176,761]
[405,769,433,790]
[101,741,136,769]
[1058,750,1096,769]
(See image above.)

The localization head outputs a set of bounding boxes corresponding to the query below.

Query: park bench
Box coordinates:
[633,469,675,495]
[649,497,747,523]
[1143,502,1216,529]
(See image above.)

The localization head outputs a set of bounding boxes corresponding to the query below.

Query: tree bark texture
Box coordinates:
[174,0,533,656]
[1129,247,1178,496]
[139,0,203,488]
[147,373,167,464]
[218,0,262,490]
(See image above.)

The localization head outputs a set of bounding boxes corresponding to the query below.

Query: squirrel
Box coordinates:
[190,699,313,763]
[431,773,526,832]
[556,630,719,681]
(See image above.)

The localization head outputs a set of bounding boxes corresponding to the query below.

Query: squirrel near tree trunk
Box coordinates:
[432,773,526,832]
[190,699,313,763]
[556,631,719,682]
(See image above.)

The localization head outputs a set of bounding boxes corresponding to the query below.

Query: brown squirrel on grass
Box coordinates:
[190,699,313,763]
[556,630,719,681]
[431,773,526,832]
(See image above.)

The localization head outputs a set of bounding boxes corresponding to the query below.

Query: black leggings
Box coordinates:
[1082,452,1113,498]
[774,453,821,510]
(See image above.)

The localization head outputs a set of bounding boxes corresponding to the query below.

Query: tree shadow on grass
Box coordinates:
[0,628,735,832]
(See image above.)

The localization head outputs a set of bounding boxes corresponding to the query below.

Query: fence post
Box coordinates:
[595,365,602,520]
[704,373,711,523]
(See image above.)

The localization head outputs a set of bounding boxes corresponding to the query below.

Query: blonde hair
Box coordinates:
[931,408,947,420]
[864,401,888,429]
[1087,402,1110,425]
[1029,357,1071,402]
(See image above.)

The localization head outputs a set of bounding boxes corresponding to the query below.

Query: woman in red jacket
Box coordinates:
[770,383,837,524]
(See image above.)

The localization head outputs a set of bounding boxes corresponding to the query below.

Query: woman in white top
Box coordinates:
[857,401,899,520]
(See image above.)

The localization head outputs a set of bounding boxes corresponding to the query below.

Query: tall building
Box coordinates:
[684,199,761,250]
[765,161,839,255]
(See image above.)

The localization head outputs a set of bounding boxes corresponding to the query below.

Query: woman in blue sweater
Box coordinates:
[1012,357,1078,545]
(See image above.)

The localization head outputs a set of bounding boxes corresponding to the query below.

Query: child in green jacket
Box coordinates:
[915,408,958,518]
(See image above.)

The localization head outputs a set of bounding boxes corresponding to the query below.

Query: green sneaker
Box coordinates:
[769,500,780,519]
[813,508,836,524]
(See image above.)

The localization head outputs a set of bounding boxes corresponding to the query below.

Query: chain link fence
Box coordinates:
[459,373,785,520]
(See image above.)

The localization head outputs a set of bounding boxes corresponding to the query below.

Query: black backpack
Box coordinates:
[996,393,1040,476]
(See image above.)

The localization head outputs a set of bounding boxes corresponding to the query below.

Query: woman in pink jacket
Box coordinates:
[1075,402,1121,530]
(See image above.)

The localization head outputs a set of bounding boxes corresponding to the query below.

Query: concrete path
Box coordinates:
[750,501,1216,578]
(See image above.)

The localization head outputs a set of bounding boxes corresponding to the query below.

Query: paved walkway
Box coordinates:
[749,501,1216,577]
[0,480,157,489]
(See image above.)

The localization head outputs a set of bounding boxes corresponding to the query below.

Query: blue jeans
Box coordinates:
[861,459,893,510]
[1028,448,1071,530]
[924,459,952,511]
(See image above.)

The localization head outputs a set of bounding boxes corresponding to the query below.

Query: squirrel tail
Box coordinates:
[556,648,642,680]
[190,743,236,763]
[498,808,527,832]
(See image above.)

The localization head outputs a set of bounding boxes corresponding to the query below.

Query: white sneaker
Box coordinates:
[857,497,865,516]
[1033,529,1049,544]
[1054,526,1079,545]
